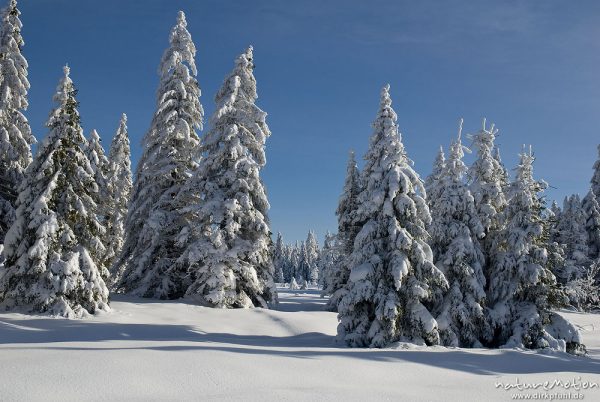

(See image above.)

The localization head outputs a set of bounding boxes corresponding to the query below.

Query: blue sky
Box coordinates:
[19,0,600,244]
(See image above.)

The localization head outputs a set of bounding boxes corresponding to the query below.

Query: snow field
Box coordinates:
[0,288,598,401]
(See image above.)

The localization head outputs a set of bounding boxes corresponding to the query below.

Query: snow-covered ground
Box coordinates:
[0,287,599,401]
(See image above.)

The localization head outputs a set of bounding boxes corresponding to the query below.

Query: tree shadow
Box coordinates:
[1,316,598,376]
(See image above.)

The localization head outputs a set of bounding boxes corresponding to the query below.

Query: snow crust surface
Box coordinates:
[0,287,598,401]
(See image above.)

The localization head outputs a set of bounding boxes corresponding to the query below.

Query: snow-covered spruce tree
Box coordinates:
[84,129,109,199]
[83,129,110,277]
[319,231,340,291]
[424,145,445,212]
[493,146,510,189]
[337,85,447,348]
[487,147,584,354]
[0,0,35,242]
[0,66,109,317]
[591,145,600,198]
[429,121,488,347]
[467,119,506,277]
[544,202,568,292]
[549,200,562,230]
[105,113,131,278]
[273,232,285,283]
[283,243,294,282]
[305,231,320,284]
[289,242,301,282]
[297,241,308,282]
[555,192,600,310]
[323,151,361,309]
[555,194,590,284]
[582,188,600,260]
[175,46,276,308]
[563,260,600,311]
[115,11,203,298]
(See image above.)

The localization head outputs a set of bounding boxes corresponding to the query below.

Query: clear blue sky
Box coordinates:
[19,0,600,244]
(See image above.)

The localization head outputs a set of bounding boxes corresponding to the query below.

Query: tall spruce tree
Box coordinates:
[105,113,132,279]
[0,66,109,317]
[0,0,34,242]
[84,129,109,201]
[582,188,600,260]
[493,146,510,188]
[487,147,583,354]
[467,119,506,279]
[424,145,445,211]
[83,129,110,277]
[115,11,203,298]
[591,145,600,198]
[273,232,286,284]
[557,193,598,310]
[289,242,301,282]
[337,85,447,347]
[175,46,276,308]
[323,150,361,310]
[319,231,340,290]
[305,231,320,284]
[555,195,590,283]
[429,121,488,347]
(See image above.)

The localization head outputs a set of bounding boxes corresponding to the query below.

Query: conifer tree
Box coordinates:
[84,129,109,201]
[176,46,276,308]
[591,145,600,198]
[105,114,131,277]
[337,85,447,347]
[305,231,320,284]
[273,232,286,283]
[493,146,510,189]
[82,129,110,277]
[281,244,293,283]
[429,121,488,347]
[319,231,340,291]
[0,0,34,242]
[555,195,590,283]
[545,200,567,288]
[324,151,361,309]
[467,119,506,278]
[582,188,600,261]
[0,66,109,317]
[115,11,203,298]
[289,243,300,282]
[297,241,308,282]
[424,146,445,211]
[487,147,583,354]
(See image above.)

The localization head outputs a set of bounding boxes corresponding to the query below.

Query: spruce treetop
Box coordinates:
[0,0,29,111]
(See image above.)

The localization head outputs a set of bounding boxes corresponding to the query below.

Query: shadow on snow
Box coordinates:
[0,316,598,376]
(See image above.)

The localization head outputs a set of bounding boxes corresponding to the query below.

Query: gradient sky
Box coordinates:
[17,0,600,244]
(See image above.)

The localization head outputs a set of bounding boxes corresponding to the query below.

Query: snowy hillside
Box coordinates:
[0,287,598,401]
